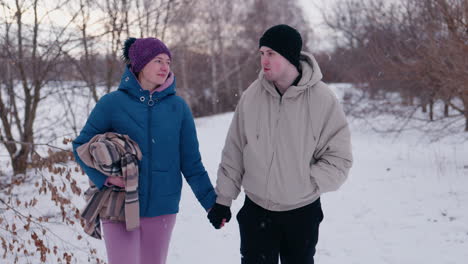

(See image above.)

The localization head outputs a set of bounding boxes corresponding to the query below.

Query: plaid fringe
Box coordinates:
[77,132,142,239]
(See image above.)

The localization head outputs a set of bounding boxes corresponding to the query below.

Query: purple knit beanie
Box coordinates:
[122,37,172,73]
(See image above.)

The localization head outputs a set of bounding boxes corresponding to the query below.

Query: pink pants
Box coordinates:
[102,214,177,264]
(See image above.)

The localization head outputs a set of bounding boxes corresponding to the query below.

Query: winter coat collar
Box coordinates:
[259,51,323,99]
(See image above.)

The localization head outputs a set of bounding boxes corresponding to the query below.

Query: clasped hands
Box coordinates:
[207,203,231,229]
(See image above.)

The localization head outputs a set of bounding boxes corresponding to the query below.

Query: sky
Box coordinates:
[298,0,340,51]
[8,0,339,52]
[298,0,333,30]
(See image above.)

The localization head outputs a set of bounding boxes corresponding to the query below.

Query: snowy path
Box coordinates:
[2,98,467,264]
[169,113,468,264]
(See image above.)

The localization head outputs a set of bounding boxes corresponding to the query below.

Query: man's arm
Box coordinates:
[215,96,247,207]
[311,94,353,193]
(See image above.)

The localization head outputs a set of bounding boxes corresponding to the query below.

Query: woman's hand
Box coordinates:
[106,177,125,188]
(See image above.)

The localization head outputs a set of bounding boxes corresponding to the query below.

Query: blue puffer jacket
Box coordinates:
[73,67,216,217]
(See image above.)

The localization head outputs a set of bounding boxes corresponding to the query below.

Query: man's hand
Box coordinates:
[207,203,231,229]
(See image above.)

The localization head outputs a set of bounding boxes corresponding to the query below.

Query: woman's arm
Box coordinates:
[179,101,216,211]
[72,94,113,189]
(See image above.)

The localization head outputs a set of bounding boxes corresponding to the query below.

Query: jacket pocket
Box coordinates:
[241,143,265,192]
[153,170,182,196]
[310,174,320,195]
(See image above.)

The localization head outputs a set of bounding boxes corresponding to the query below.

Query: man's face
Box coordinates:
[259,46,290,82]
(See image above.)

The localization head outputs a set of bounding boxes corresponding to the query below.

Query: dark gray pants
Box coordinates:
[237,196,323,264]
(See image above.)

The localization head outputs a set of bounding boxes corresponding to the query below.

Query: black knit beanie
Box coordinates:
[259,24,302,69]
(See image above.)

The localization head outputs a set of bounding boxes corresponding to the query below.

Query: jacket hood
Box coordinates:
[118,66,176,101]
[259,51,323,99]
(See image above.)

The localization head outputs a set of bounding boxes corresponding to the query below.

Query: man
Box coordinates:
[208,24,353,263]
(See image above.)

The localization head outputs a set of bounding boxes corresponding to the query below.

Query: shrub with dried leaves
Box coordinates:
[0,141,106,264]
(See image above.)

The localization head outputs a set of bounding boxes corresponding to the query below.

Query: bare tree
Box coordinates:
[0,0,80,176]
[323,0,468,133]
[175,0,312,115]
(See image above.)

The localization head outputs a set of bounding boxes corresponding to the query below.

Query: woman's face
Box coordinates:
[139,53,171,87]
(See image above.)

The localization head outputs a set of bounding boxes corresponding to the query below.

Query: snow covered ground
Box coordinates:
[170,112,468,264]
[1,83,468,263]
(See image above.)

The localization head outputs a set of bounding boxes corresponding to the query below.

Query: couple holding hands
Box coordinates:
[73,24,352,264]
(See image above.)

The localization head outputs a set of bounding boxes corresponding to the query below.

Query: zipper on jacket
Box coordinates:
[148,93,155,106]
[145,93,155,214]
[264,97,283,209]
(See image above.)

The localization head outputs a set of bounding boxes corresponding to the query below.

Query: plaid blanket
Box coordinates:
[77,132,142,239]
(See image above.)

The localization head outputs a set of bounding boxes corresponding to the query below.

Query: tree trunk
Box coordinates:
[236,56,243,99]
[429,99,434,121]
[464,97,468,132]
[180,49,191,107]
[465,113,468,132]
[210,43,218,115]
[12,149,29,176]
[444,102,449,117]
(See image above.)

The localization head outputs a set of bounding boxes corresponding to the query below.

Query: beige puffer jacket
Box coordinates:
[215,52,353,211]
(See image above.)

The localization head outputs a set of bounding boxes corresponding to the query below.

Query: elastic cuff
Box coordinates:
[200,190,217,211]
[216,195,233,207]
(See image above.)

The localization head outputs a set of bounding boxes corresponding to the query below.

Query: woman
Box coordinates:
[72,37,216,264]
